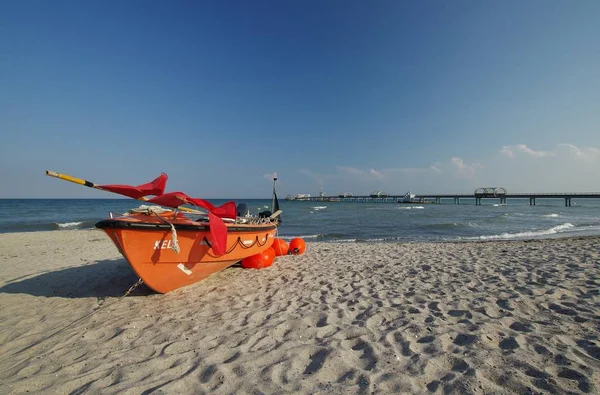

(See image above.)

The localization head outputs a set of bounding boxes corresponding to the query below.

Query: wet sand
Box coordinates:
[1,230,599,394]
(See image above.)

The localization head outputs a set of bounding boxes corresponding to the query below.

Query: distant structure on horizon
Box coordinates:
[285,186,600,207]
[285,193,311,201]
[370,190,388,198]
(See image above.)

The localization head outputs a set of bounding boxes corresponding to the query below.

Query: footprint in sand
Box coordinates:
[447,309,472,319]
[548,303,578,316]
[509,321,534,333]
[576,339,600,360]
[340,338,378,372]
[496,299,513,311]
[499,336,519,350]
[303,348,331,375]
[388,331,412,357]
[315,314,328,328]
[350,339,378,371]
[417,335,435,344]
[533,344,551,355]
[554,354,571,366]
[557,367,591,392]
[453,333,477,346]
[451,359,469,373]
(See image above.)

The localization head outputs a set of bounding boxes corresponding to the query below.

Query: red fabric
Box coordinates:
[207,211,227,255]
[148,192,236,256]
[188,199,236,220]
[148,192,236,219]
[100,173,168,199]
[98,173,234,256]
[146,192,188,208]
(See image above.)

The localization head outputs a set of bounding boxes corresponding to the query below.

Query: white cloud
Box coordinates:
[429,165,442,174]
[337,166,385,180]
[557,144,600,162]
[451,157,482,178]
[500,143,600,162]
[380,166,441,175]
[489,143,600,192]
[500,144,555,158]
[500,146,514,157]
[369,169,384,180]
[291,143,600,195]
[337,165,441,181]
[336,166,366,177]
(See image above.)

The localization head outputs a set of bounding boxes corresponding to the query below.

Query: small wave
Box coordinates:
[0,219,97,233]
[399,206,424,210]
[493,203,507,207]
[543,213,560,218]
[423,222,462,229]
[357,236,409,242]
[56,221,83,228]
[281,232,351,242]
[484,213,509,223]
[279,234,321,240]
[312,206,327,210]
[473,223,575,240]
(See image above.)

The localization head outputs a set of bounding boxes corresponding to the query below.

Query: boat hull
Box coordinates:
[97,216,277,293]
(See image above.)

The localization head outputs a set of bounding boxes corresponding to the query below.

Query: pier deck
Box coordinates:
[290,192,600,206]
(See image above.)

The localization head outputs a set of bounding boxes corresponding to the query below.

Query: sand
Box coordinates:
[0,230,599,394]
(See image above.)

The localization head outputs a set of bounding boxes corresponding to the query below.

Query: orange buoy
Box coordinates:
[272,238,289,256]
[289,238,306,255]
[241,247,276,269]
[263,247,276,266]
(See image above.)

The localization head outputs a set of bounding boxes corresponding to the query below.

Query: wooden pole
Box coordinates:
[45,170,206,215]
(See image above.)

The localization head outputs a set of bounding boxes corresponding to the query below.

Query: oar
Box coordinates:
[45,170,207,216]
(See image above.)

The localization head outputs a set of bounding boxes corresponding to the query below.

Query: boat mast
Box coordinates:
[271,174,279,214]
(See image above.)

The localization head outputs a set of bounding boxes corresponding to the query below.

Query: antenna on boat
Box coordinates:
[271,173,281,222]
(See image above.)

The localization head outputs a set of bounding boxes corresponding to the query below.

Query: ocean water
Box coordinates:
[2,198,600,243]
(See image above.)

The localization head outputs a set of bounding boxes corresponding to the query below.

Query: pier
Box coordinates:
[288,187,600,207]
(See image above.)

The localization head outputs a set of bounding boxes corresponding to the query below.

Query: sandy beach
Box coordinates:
[0,230,599,394]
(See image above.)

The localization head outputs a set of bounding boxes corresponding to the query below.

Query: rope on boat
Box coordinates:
[152,213,180,253]
[126,205,180,253]
[169,224,180,253]
[127,205,175,215]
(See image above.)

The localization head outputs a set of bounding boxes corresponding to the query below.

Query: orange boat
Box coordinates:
[96,207,279,293]
[46,170,282,293]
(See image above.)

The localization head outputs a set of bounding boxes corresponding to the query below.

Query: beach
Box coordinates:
[0,230,599,394]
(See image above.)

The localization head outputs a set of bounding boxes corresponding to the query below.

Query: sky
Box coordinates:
[1,0,599,198]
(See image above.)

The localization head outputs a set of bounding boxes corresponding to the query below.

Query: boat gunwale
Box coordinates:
[95,219,279,233]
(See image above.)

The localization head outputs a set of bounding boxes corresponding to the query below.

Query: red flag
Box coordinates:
[146,192,188,208]
[148,192,236,256]
[187,198,236,220]
[148,192,236,219]
[207,212,227,255]
[100,173,167,199]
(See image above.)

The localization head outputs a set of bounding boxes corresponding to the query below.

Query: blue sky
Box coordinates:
[1,0,599,198]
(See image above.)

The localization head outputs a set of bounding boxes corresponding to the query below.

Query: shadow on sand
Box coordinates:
[0,258,155,298]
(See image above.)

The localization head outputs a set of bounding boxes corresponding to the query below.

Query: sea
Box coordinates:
[2,198,600,243]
